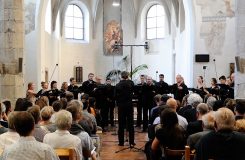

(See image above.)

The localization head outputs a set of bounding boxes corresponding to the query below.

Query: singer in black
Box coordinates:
[155,74,169,95]
[141,76,156,132]
[68,77,79,99]
[80,73,97,97]
[171,74,189,102]
[134,75,145,127]
[115,71,135,146]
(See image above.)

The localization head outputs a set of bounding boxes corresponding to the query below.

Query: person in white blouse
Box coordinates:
[43,110,83,160]
[0,112,20,149]
[1,111,59,160]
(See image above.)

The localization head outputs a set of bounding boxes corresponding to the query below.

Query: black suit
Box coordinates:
[68,85,79,99]
[105,84,115,126]
[115,79,135,145]
[80,80,97,97]
[134,83,145,126]
[171,83,189,102]
[155,81,169,95]
[142,83,156,131]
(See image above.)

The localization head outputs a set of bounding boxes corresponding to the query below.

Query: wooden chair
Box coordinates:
[164,147,185,160]
[55,148,78,160]
[164,146,194,160]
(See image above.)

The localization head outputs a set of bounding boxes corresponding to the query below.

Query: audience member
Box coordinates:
[1,111,59,160]
[0,103,8,128]
[153,98,188,130]
[187,103,209,136]
[235,119,245,133]
[187,111,215,150]
[151,108,186,160]
[66,104,97,160]
[0,112,20,149]
[43,110,83,160]
[206,96,216,110]
[40,106,56,132]
[234,100,245,120]
[195,108,245,160]
[2,100,12,117]
[14,98,32,111]
[27,105,49,142]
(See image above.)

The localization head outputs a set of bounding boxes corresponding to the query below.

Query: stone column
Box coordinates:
[0,0,24,102]
[235,0,245,99]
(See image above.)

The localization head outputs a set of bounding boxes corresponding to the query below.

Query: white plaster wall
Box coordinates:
[192,0,236,87]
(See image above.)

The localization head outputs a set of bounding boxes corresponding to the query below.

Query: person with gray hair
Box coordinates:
[187,111,215,150]
[206,96,217,110]
[182,93,203,123]
[43,110,83,160]
[69,100,96,136]
[67,104,97,160]
[195,108,245,160]
[187,103,209,136]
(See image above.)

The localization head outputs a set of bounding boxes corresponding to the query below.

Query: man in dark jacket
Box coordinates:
[115,71,135,146]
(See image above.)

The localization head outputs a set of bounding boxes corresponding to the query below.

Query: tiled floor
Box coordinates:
[99,127,148,160]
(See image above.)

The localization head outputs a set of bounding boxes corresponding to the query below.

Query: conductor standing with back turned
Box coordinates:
[115,71,135,146]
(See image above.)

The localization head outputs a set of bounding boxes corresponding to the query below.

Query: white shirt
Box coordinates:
[153,114,188,130]
[44,130,83,160]
[0,130,20,149]
[1,136,59,160]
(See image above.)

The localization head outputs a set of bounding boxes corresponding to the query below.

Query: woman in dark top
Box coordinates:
[151,108,186,160]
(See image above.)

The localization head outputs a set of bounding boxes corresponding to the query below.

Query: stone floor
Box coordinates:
[99,127,148,160]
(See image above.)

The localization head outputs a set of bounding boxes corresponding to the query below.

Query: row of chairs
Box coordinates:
[55,146,194,160]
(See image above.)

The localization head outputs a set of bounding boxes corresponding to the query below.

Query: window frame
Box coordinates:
[64,4,84,41]
[146,4,166,40]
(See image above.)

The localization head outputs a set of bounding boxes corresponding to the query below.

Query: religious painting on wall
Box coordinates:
[103,0,123,56]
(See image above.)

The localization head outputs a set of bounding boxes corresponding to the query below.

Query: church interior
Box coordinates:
[0,0,245,160]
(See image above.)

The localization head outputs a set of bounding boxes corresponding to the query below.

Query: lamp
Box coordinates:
[112,0,120,7]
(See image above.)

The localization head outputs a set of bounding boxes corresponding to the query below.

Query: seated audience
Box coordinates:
[43,110,83,160]
[234,100,245,120]
[50,100,63,123]
[182,93,203,123]
[225,98,236,112]
[2,99,12,118]
[0,102,8,129]
[1,111,59,160]
[187,103,209,136]
[206,96,216,110]
[212,100,224,111]
[27,105,49,142]
[0,112,20,149]
[187,111,215,150]
[14,98,32,111]
[77,97,97,134]
[149,94,163,125]
[153,98,188,130]
[235,119,245,133]
[195,108,245,160]
[40,106,56,132]
[35,96,49,110]
[66,104,97,160]
[151,108,186,160]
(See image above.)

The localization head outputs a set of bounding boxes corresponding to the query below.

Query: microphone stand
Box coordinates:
[49,64,58,84]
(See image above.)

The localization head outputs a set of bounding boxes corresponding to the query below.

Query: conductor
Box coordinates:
[115,71,135,146]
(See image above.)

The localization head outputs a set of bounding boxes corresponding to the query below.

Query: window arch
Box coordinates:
[65,4,84,40]
[146,4,167,40]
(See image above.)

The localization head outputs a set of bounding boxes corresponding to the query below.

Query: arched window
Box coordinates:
[65,4,84,40]
[146,4,166,40]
